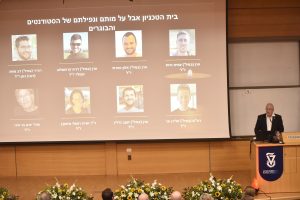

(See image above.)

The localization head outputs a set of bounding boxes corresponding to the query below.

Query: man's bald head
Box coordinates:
[199,193,214,200]
[170,191,182,200]
[138,193,149,200]
[38,192,51,200]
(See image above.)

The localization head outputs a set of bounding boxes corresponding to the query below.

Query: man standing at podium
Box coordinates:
[254,103,284,142]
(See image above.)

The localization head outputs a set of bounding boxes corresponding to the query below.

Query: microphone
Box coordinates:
[249,137,255,159]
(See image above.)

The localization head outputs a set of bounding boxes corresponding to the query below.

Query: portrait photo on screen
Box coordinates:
[170,84,197,114]
[14,88,39,116]
[63,32,89,60]
[116,85,144,113]
[11,34,37,61]
[64,87,91,115]
[115,30,142,58]
[169,29,196,57]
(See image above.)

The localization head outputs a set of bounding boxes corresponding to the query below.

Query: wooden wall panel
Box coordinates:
[283,146,297,173]
[210,141,251,171]
[0,141,254,177]
[297,147,300,173]
[228,8,300,40]
[228,0,300,9]
[16,144,106,176]
[105,142,118,175]
[228,0,300,40]
[117,142,210,174]
[0,146,16,177]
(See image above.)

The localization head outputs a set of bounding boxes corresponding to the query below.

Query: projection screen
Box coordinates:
[0,0,229,142]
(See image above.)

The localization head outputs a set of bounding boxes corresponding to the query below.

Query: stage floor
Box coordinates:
[256,193,300,200]
[0,171,299,200]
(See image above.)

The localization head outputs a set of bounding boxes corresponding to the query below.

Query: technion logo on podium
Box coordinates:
[259,146,283,181]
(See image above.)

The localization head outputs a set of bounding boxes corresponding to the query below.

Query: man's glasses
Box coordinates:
[71,43,81,46]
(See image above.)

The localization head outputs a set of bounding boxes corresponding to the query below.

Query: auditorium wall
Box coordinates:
[228,0,300,136]
[0,140,251,177]
[1,0,300,177]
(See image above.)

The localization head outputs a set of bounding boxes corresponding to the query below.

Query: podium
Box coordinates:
[251,132,300,193]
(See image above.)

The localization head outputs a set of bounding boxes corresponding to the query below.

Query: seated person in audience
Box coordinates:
[15,88,39,115]
[199,193,214,200]
[66,89,90,114]
[67,34,88,59]
[102,188,113,200]
[241,186,255,200]
[254,103,284,142]
[170,191,183,200]
[138,193,149,200]
[172,84,196,114]
[37,192,51,200]
[6,195,19,200]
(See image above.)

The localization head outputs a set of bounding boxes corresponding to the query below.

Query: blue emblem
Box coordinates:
[259,146,283,181]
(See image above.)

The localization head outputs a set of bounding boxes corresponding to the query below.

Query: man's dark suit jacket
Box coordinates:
[254,114,284,141]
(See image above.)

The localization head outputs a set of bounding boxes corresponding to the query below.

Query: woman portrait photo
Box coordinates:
[65,87,91,115]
